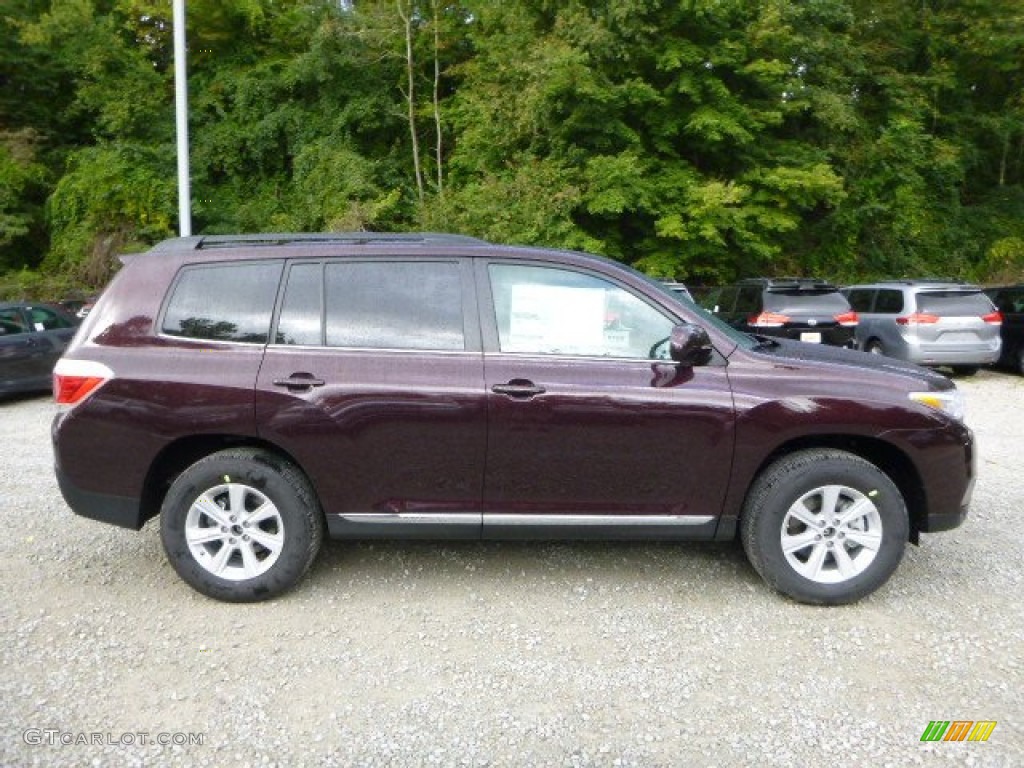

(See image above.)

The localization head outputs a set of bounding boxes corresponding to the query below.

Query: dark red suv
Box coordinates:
[52,234,975,604]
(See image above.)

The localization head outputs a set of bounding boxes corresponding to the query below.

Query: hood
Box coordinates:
[746,337,954,390]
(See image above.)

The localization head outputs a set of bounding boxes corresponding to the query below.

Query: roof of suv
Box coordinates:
[848,280,982,291]
[149,232,489,253]
[736,277,840,292]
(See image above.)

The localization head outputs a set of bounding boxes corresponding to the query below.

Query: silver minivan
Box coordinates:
[841,281,1002,374]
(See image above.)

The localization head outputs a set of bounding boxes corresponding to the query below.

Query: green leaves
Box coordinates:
[1,0,1023,294]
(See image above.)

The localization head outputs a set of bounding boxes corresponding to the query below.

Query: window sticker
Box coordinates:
[507,284,605,354]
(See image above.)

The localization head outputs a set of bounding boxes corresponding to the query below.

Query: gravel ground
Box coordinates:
[1,370,1021,767]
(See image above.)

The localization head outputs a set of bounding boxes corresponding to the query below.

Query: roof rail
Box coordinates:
[739,277,837,290]
[875,278,974,286]
[150,232,488,252]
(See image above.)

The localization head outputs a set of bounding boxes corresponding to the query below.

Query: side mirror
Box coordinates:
[669,323,714,367]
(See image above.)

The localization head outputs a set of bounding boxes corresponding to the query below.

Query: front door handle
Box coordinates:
[273,373,326,391]
[491,380,546,398]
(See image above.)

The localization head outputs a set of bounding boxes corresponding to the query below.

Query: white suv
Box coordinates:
[841,281,1002,374]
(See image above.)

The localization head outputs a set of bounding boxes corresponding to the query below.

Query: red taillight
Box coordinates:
[749,311,790,327]
[53,360,112,405]
[981,311,1003,325]
[834,311,859,327]
[895,312,940,326]
[54,375,105,404]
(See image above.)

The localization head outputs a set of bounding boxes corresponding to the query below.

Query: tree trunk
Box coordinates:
[432,0,443,197]
[397,0,424,203]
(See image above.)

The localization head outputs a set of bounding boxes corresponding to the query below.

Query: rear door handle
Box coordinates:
[273,374,326,391]
[491,380,546,398]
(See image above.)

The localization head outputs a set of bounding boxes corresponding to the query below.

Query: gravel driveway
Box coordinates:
[1,370,1021,767]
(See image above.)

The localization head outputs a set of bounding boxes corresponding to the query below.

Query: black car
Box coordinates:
[984,284,1024,374]
[0,302,80,397]
[702,278,858,347]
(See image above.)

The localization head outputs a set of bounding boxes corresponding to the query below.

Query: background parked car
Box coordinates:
[700,278,858,347]
[0,301,80,397]
[841,281,1001,375]
[983,283,1024,374]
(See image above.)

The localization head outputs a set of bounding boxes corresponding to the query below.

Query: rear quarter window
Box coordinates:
[162,261,283,343]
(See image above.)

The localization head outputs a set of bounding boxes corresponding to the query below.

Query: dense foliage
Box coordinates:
[2,0,1023,297]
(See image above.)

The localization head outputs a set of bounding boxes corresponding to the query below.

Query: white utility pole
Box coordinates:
[173,0,192,236]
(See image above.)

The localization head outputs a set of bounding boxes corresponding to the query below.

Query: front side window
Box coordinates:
[489,264,674,359]
[324,261,464,350]
[163,262,282,343]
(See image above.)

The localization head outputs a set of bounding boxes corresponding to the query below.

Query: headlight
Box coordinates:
[909,389,966,421]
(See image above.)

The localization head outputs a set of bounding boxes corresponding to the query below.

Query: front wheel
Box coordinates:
[740,449,908,605]
[160,448,324,602]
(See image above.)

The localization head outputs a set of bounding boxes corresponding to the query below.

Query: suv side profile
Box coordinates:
[841,281,1002,375]
[701,278,858,348]
[53,234,974,605]
[983,284,1024,374]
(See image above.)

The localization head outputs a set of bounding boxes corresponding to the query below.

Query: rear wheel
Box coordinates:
[1016,347,1024,376]
[740,449,908,605]
[865,340,885,356]
[160,448,324,602]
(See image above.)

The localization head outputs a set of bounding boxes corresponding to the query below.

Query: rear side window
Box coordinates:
[845,289,875,313]
[0,308,27,335]
[324,261,464,350]
[734,286,761,315]
[874,290,904,314]
[162,262,283,343]
[276,263,322,346]
[704,286,734,313]
[988,288,1024,314]
[916,291,994,316]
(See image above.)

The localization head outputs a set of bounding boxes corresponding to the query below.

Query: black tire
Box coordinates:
[1016,347,1024,376]
[865,340,885,356]
[950,365,979,377]
[160,448,324,602]
[740,449,908,605]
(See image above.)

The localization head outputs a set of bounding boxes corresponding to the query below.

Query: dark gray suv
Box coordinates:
[701,278,858,348]
[52,234,975,605]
